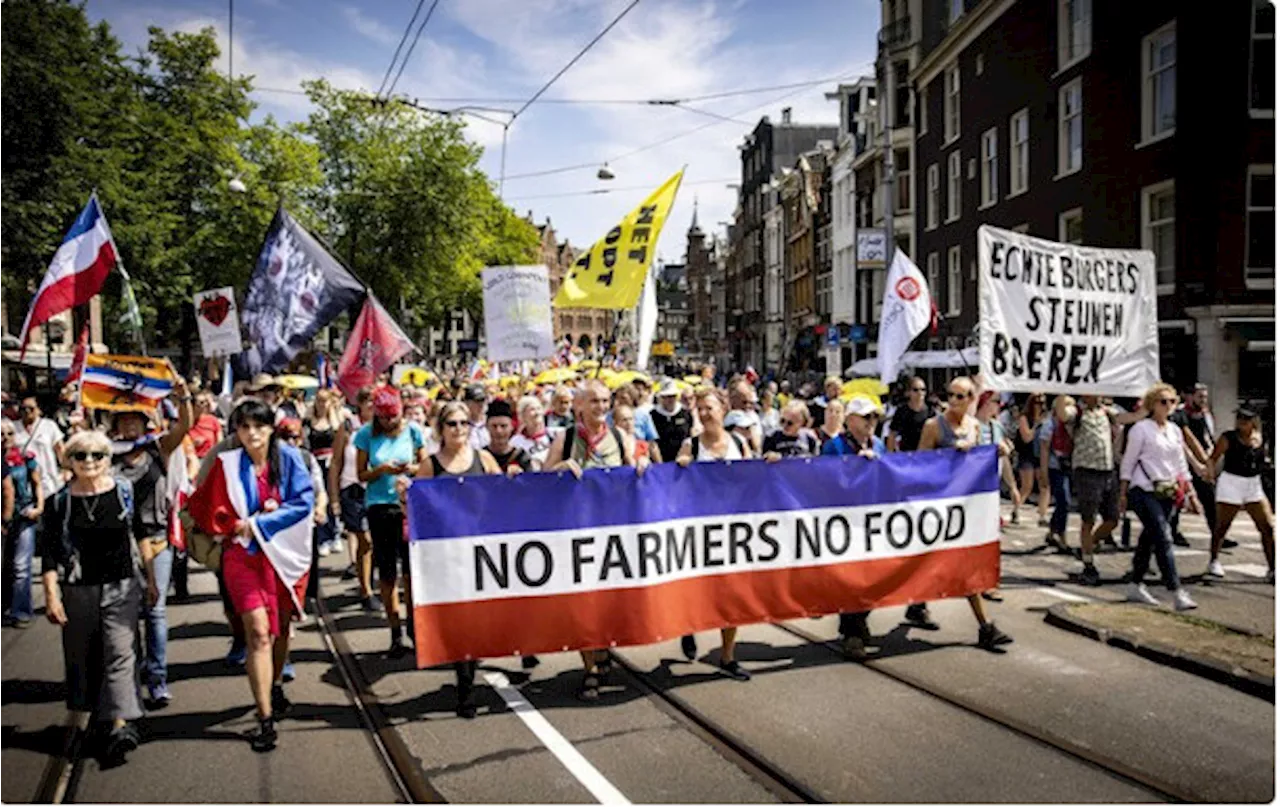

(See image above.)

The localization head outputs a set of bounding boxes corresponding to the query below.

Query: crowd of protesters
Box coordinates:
[2,354,1273,761]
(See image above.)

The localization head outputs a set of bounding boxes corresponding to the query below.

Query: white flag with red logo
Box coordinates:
[878,250,933,385]
[336,296,415,401]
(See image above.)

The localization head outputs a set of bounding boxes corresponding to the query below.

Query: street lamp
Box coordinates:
[597,163,616,180]
[228,176,247,193]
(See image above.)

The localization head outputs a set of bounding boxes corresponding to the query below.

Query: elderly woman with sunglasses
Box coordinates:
[1119,383,1202,611]
[40,429,159,765]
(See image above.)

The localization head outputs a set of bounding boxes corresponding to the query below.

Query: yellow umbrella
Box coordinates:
[397,367,434,387]
[577,359,600,369]
[277,374,319,390]
[499,374,523,388]
[841,378,889,401]
[534,367,578,384]
[683,375,702,385]
[606,370,650,389]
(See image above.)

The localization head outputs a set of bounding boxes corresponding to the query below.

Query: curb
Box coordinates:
[1044,603,1275,702]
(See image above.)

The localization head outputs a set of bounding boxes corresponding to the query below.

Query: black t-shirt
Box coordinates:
[69,490,138,586]
[652,406,693,464]
[763,430,820,458]
[1172,409,1214,452]
[889,405,932,451]
[487,446,533,473]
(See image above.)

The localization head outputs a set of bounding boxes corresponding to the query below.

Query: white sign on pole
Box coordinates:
[193,287,242,357]
[977,225,1159,396]
[481,265,555,363]
[856,231,887,266]
[635,268,658,372]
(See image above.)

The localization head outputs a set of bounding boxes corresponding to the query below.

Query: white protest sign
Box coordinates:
[193,287,242,357]
[481,265,554,363]
[977,225,1159,396]
[857,231,887,266]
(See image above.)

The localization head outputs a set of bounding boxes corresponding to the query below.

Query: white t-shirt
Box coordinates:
[511,432,552,466]
[15,418,64,497]
[469,420,491,451]
[695,432,746,462]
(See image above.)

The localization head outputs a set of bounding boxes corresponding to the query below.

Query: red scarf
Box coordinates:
[576,418,611,459]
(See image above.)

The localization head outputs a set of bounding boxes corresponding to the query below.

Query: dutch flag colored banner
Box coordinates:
[81,354,175,413]
[406,447,1001,668]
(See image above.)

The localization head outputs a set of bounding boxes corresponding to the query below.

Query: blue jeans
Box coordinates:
[1130,487,1180,590]
[143,543,173,686]
[6,520,37,621]
[1049,467,1072,536]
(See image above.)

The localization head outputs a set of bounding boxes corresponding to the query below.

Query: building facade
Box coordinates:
[537,217,610,352]
[654,262,691,348]
[912,0,1274,416]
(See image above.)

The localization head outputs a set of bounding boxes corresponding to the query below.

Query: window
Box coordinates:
[896,149,911,212]
[918,85,929,134]
[1009,109,1029,195]
[1058,79,1082,175]
[946,150,962,222]
[947,247,962,315]
[926,164,940,229]
[1142,22,1176,141]
[1246,165,1274,287]
[980,128,998,207]
[1059,208,1083,244]
[1252,0,1274,115]
[1141,180,1175,292]
[1058,0,1092,69]
[944,63,961,143]
[927,253,940,304]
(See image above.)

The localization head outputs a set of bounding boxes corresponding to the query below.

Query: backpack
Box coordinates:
[1051,418,1074,459]
[560,424,631,466]
[49,477,144,584]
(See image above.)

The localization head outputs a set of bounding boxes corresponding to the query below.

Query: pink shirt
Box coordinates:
[1120,419,1190,492]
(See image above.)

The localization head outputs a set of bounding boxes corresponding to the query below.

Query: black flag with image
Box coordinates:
[234,208,365,377]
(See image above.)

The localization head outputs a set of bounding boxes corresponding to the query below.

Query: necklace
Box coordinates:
[79,489,106,522]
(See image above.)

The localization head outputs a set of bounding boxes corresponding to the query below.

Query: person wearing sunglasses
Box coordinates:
[916,376,1014,651]
[40,429,159,765]
[887,377,931,453]
[762,401,820,460]
[416,400,502,718]
[1119,383,1203,611]
[355,386,429,660]
[3,418,44,627]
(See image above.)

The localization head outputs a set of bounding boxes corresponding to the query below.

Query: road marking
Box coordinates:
[1172,548,1206,557]
[484,672,631,805]
[1223,563,1271,578]
[1035,587,1095,603]
[1015,646,1093,676]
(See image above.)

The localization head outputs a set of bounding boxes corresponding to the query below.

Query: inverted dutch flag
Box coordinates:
[19,195,119,355]
[80,355,175,412]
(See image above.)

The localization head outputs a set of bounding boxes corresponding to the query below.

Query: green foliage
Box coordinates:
[2,1,539,351]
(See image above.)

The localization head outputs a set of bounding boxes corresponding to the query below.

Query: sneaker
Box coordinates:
[281,662,296,683]
[271,684,293,718]
[147,681,172,707]
[341,564,358,581]
[1080,564,1101,587]
[1173,532,1191,548]
[104,722,140,763]
[225,640,247,667]
[1038,516,1050,528]
[718,660,751,681]
[1206,559,1226,578]
[1009,509,1020,525]
[1173,588,1198,611]
[840,635,867,661]
[680,634,697,661]
[904,603,940,630]
[2,615,32,629]
[978,623,1013,650]
[361,595,382,614]
[521,655,540,670]
[318,543,332,558]
[1046,533,1069,554]
[455,700,478,719]
[332,538,346,554]
[250,716,277,752]
[1126,582,1161,606]
[1222,538,1239,550]
[387,636,411,660]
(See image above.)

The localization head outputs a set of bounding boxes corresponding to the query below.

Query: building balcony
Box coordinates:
[877,16,913,49]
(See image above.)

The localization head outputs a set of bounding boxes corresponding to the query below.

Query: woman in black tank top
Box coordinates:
[415,402,502,718]
[1204,408,1274,581]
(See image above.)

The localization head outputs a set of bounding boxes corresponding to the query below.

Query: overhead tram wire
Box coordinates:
[505,176,739,201]
[384,0,444,102]
[500,61,875,183]
[498,0,642,195]
[375,0,426,100]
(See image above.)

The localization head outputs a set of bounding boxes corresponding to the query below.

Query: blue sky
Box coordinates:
[85,0,879,263]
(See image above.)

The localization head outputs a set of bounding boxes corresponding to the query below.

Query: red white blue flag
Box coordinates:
[20,195,118,355]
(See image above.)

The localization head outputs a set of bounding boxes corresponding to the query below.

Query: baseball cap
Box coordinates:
[977,390,997,410]
[845,396,881,418]
[373,386,402,418]
[276,418,304,438]
[463,384,487,403]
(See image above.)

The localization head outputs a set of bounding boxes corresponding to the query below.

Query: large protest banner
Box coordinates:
[482,265,555,362]
[406,448,999,667]
[978,225,1159,396]
[81,354,175,412]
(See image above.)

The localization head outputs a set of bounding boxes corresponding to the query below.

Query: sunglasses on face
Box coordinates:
[1158,398,1178,405]
[781,418,801,428]
[948,391,972,400]
[70,451,109,462]
[443,419,470,429]
[19,405,35,413]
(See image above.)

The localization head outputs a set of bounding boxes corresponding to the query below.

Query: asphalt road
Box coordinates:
[2,504,1273,803]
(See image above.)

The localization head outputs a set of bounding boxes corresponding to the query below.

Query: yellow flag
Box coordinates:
[553,169,684,310]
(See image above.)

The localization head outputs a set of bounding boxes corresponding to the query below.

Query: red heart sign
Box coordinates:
[199,293,232,327]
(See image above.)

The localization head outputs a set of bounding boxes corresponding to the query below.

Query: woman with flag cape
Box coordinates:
[189,400,314,752]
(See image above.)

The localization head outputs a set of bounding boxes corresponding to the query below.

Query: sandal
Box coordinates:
[981,590,1004,602]
[577,674,600,702]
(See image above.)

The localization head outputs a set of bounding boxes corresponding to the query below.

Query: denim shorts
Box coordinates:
[340,484,369,533]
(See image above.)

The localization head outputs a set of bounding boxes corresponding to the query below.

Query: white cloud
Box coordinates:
[342,6,401,47]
